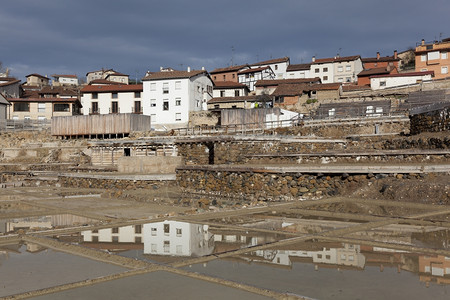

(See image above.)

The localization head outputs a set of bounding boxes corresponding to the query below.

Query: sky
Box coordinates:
[1,0,449,82]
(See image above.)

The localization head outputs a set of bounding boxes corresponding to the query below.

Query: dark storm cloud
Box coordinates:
[1,0,449,81]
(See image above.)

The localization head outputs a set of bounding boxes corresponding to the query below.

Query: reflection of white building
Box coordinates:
[82,224,143,244]
[1,215,94,234]
[143,221,213,257]
[81,221,214,257]
[252,243,366,269]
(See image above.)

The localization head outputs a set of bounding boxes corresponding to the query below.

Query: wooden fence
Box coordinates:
[51,114,151,137]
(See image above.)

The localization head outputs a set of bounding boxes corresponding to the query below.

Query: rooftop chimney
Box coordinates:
[201,66,205,70]
[376,52,380,60]
[421,39,425,45]
[187,66,191,72]
[312,56,316,62]
[160,66,163,71]
[394,50,398,59]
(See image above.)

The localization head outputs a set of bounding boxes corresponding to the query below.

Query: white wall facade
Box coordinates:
[238,68,275,91]
[81,90,142,115]
[286,69,312,79]
[370,74,433,90]
[333,59,363,83]
[55,76,78,86]
[310,63,334,83]
[213,87,248,98]
[266,61,289,79]
[142,75,213,127]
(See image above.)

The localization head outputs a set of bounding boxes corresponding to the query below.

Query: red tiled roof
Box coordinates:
[370,71,434,78]
[39,86,78,96]
[81,84,143,93]
[25,73,49,79]
[310,83,341,91]
[106,72,128,77]
[142,70,208,81]
[89,79,123,85]
[358,67,391,77]
[272,84,306,97]
[238,66,270,75]
[213,81,248,89]
[52,74,78,78]
[313,55,361,64]
[0,79,21,87]
[85,69,115,76]
[7,97,80,103]
[208,95,271,104]
[254,77,321,87]
[0,77,20,82]
[250,57,290,66]
[286,64,311,71]
[342,85,372,91]
[210,64,249,74]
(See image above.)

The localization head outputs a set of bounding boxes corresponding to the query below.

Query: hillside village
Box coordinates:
[0,37,449,131]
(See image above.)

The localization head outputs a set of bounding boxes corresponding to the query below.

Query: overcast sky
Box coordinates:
[1,0,448,82]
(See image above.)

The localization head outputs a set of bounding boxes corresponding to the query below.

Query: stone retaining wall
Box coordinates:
[246,153,450,165]
[271,119,409,138]
[410,107,450,135]
[58,176,174,190]
[176,168,373,201]
[177,140,347,165]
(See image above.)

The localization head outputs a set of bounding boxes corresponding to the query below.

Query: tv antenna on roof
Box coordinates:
[231,46,235,66]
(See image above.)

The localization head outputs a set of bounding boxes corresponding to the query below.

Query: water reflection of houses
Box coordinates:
[243,242,365,269]
[143,221,213,257]
[0,214,94,234]
[81,221,214,257]
[419,255,450,284]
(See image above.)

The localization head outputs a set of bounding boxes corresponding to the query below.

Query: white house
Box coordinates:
[310,55,363,84]
[52,74,79,86]
[213,81,249,98]
[238,66,275,91]
[80,84,143,115]
[250,57,290,79]
[286,63,312,79]
[370,71,434,90]
[142,68,213,128]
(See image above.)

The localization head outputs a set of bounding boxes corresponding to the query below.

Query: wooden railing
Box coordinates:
[0,119,51,131]
[173,118,301,136]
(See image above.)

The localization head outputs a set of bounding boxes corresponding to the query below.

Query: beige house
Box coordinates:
[273,83,342,114]
[24,74,50,86]
[7,86,81,120]
[7,97,81,121]
[86,69,129,84]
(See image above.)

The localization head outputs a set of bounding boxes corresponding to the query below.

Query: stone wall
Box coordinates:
[58,176,174,190]
[410,107,450,135]
[176,139,347,165]
[189,111,220,127]
[177,167,373,201]
[246,152,450,165]
[271,118,409,138]
[117,156,183,174]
